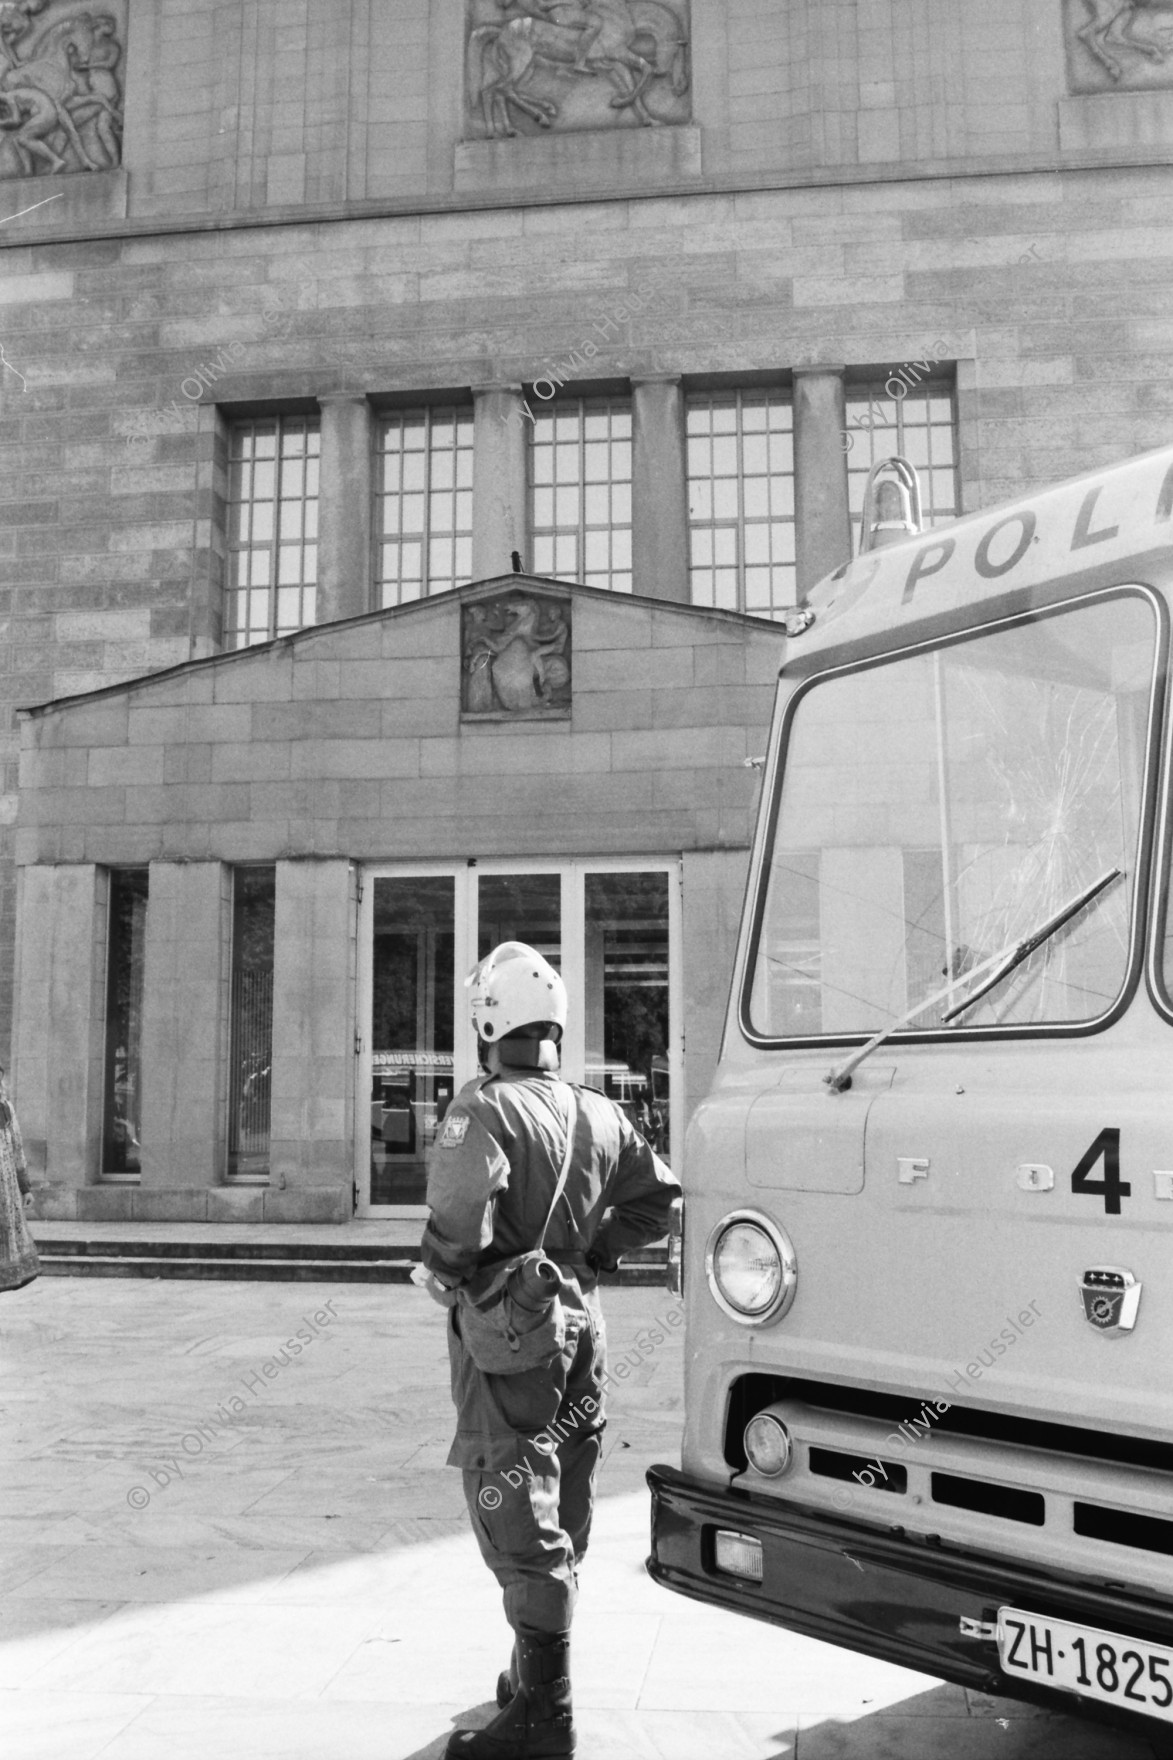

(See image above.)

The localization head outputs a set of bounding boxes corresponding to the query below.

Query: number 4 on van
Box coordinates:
[1070,1128,1129,1215]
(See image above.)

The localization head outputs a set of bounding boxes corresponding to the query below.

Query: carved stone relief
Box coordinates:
[1066,0,1173,89]
[465,0,690,138]
[0,0,125,177]
[462,591,572,716]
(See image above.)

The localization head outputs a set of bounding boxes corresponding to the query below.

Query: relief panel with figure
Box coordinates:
[1066,0,1173,88]
[465,0,690,137]
[0,0,124,177]
[462,590,572,717]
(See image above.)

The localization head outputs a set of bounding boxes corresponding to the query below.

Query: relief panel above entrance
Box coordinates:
[464,0,691,137]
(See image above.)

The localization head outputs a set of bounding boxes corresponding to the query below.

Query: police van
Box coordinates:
[648,443,1173,1747]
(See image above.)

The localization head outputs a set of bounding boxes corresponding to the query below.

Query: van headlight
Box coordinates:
[705,1211,796,1325]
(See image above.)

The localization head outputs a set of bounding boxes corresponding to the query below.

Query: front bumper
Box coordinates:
[647,1463,1173,1728]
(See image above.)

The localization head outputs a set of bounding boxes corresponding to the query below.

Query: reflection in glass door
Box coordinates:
[584,871,672,1160]
[477,872,562,969]
[368,875,455,1206]
[358,860,680,1212]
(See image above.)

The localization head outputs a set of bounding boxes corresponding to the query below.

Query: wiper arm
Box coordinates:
[825,866,1122,1094]
[941,865,1122,1024]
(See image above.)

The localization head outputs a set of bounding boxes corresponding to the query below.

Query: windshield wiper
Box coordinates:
[825,866,1122,1093]
[941,866,1122,1024]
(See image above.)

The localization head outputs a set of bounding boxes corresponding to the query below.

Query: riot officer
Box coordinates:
[420,941,680,1760]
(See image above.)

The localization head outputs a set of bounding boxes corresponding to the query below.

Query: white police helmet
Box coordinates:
[467,941,568,1042]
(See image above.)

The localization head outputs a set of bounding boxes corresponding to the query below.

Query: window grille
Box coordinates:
[376,408,474,605]
[530,399,632,593]
[226,418,319,648]
[687,391,795,617]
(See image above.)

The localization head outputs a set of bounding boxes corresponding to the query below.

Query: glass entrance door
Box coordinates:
[477,871,562,970]
[583,869,673,1161]
[367,874,457,1208]
[356,859,680,1215]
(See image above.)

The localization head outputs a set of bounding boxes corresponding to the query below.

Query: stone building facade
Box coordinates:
[1,0,1172,1217]
[15,580,782,1219]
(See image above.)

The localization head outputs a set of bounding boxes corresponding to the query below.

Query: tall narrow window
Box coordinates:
[687,391,795,617]
[376,408,474,605]
[370,876,455,1206]
[845,376,959,548]
[584,870,672,1160]
[226,417,320,648]
[102,869,148,1179]
[530,400,632,592]
[227,867,275,1181]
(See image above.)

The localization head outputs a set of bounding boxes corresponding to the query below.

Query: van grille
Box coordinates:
[808,1446,907,1493]
[1074,1504,1173,1557]
[724,1373,1173,1478]
[931,1472,1044,1526]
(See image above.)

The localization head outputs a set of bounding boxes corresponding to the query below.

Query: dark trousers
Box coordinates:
[458,1301,606,1636]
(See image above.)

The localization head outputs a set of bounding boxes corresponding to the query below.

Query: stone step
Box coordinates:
[34,1242,669,1285]
[37,1254,418,1283]
[38,1237,667,1264]
[41,1238,418,1262]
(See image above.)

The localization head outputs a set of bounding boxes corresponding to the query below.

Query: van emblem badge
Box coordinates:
[1080,1267,1141,1336]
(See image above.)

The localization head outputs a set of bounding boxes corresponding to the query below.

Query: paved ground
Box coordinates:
[0,1277,1161,1759]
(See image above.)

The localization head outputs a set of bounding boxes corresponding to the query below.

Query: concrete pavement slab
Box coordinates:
[0,1278,1159,1759]
[795,1708,1144,1758]
[0,1600,124,1691]
[0,1688,155,1760]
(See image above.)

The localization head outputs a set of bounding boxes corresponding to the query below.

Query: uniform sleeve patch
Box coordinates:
[438,1112,470,1148]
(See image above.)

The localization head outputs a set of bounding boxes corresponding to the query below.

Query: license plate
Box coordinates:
[998,1607,1173,1723]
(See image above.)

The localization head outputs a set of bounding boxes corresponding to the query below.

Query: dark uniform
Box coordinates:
[421,1066,680,1637]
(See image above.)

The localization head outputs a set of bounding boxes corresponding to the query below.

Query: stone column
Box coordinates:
[11,864,107,1201]
[472,384,528,580]
[632,374,689,603]
[793,366,852,598]
[318,393,373,622]
[138,862,230,1210]
[193,405,229,660]
[268,860,353,1221]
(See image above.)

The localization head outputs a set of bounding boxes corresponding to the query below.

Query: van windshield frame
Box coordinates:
[741,586,1166,1048]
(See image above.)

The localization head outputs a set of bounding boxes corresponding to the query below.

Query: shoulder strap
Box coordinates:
[534,1082,577,1253]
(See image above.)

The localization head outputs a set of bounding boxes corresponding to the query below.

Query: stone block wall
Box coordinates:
[12,584,785,1213]
[0,157,1173,1052]
[138,861,230,1193]
[9,0,1093,223]
[10,863,106,1185]
[0,0,1169,1079]
[0,1,1141,233]
[269,859,355,1217]
[16,583,787,870]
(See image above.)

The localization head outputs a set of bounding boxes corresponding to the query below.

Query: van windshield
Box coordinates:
[746,592,1159,1040]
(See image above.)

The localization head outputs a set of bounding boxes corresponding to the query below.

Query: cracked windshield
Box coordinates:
[749,594,1157,1038]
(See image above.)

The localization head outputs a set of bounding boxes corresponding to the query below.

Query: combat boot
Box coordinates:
[495,1639,517,1708]
[448,1630,574,1760]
